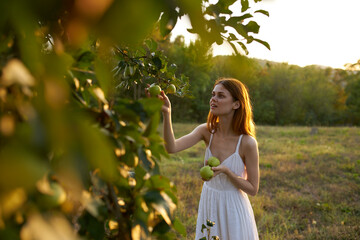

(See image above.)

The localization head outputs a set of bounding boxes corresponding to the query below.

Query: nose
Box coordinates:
[210,96,217,102]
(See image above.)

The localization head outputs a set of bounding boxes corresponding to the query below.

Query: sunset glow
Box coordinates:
[171,0,360,69]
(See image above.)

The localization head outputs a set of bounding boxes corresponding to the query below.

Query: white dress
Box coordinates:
[195,134,259,240]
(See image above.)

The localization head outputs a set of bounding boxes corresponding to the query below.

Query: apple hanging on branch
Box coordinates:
[166,84,176,94]
[148,83,162,97]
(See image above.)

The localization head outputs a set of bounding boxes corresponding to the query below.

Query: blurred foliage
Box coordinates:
[0,0,269,239]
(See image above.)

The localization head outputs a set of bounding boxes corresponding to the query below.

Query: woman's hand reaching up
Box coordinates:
[145,85,171,114]
[159,90,171,114]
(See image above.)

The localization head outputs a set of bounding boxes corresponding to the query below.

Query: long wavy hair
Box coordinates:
[207,78,256,138]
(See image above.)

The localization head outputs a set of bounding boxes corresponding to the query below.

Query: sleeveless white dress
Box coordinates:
[195,134,259,240]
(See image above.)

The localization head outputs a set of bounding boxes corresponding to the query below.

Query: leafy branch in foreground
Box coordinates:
[0,0,268,238]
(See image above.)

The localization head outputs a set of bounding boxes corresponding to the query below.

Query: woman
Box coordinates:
[154,78,259,240]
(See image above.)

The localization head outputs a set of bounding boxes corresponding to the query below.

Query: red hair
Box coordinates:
[207,78,256,138]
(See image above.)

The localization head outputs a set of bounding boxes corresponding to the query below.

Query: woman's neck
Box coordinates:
[217,115,235,137]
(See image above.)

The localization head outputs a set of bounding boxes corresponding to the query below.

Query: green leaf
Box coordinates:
[164,189,177,205]
[147,175,172,191]
[90,171,109,196]
[147,135,169,159]
[241,0,249,12]
[237,41,249,55]
[134,165,147,180]
[228,33,238,41]
[159,10,178,37]
[227,14,253,25]
[255,9,270,17]
[104,109,121,132]
[145,38,158,52]
[144,190,172,225]
[152,56,162,70]
[206,3,232,15]
[172,218,186,237]
[77,211,105,239]
[79,124,118,181]
[245,21,260,33]
[138,98,163,116]
[143,111,161,138]
[143,190,163,204]
[186,28,197,34]
[152,220,171,234]
[138,147,155,171]
[253,38,271,50]
[227,18,248,38]
[228,41,240,55]
[0,146,48,191]
[44,52,74,77]
[201,224,207,233]
[94,59,112,96]
[133,201,150,224]
[247,35,254,44]
[222,1,237,11]
[75,50,95,69]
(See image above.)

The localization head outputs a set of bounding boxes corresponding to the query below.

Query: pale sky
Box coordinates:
[170,0,360,69]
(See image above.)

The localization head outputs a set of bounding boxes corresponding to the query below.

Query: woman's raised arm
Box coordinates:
[159,91,206,153]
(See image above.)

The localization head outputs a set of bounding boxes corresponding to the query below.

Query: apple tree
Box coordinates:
[0,0,268,239]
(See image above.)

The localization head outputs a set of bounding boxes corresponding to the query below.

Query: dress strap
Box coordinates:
[208,132,214,148]
[235,134,243,153]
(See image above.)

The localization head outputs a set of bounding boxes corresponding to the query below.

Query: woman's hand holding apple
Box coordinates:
[145,84,171,114]
[212,165,230,177]
[159,91,171,114]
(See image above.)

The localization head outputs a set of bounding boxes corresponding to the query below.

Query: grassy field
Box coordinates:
[159,124,360,240]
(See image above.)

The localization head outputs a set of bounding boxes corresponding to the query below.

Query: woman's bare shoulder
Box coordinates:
[240,135,259,162]
[196,123,211,142]
[196,123,208,132]
[242,134,258,149]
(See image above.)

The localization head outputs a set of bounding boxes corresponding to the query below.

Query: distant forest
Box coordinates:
[159,36,360,126]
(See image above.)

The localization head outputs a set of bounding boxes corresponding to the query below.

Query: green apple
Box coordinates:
[166,84,176,94]
[37,182,67,209]
[148,84,161,97]
[200,166,214,180]
[208,156,220,167]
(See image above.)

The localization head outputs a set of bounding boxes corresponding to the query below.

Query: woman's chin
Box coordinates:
[210,109,218,115]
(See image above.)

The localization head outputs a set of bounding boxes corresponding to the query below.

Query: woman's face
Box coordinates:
[210,83,239,115]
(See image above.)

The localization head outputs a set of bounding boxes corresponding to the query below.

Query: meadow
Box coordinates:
[160,124,360,240]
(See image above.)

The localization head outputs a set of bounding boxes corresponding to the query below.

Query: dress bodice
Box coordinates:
[204,134,246,191]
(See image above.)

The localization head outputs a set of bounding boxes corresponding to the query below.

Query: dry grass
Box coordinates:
[159,125,360,240]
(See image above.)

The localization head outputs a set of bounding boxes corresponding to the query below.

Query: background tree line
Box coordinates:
[159,36,360,126]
